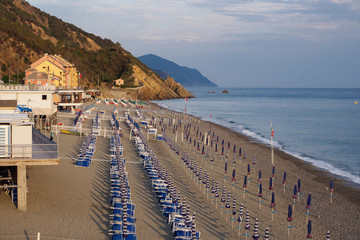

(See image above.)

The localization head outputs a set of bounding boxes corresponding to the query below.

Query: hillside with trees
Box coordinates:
[0,0,193,100]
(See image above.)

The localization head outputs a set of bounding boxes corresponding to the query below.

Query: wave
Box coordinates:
[213,116,360,185]
[155,100,360,185]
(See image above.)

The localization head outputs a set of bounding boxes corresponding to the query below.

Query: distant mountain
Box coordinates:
[138,54,217,87]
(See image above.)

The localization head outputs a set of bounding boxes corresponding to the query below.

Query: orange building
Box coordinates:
[24,54,80,88]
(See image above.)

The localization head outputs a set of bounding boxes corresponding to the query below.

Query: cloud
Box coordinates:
[26,0,360,45]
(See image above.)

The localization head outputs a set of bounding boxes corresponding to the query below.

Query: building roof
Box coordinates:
[24,71,49,80]
[0,113,30,124]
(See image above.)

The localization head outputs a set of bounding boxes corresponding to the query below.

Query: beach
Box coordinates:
[0,102,359,239]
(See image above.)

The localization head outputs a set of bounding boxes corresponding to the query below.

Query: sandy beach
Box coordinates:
[0,102,359,240]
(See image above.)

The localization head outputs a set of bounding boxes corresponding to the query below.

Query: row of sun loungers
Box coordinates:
[108,117,137,240]
[125,114,201,240]
[75,113,101,167]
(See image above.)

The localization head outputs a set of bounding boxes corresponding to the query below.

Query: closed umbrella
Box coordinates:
[287,204,293,236]
[306,193,312,222]
[283,171,287,193]
[252,218,260,240]
[330,179,334,204]
[306,219,312,239]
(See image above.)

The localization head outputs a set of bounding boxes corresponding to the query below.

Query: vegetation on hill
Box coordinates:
[0,0,158,89]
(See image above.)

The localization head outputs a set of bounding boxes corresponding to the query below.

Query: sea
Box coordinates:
[154,88,360,186]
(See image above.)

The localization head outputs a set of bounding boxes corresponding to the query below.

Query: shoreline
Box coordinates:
[152,101,360,216]
[153,101,360,190]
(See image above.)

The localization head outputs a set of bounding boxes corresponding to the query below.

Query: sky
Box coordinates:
[26,0,360,88]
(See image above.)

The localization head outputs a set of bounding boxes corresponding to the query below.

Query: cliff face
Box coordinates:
[0,0,192,100]
[129,66,194,100]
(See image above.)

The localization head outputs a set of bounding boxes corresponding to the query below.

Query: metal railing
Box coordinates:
[0,144,58,160]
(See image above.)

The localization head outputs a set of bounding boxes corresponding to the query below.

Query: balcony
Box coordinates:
[0,128,59,166]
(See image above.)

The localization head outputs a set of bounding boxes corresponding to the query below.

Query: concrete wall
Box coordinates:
[11,125,32,158]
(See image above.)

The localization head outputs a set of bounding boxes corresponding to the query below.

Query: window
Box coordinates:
[42,95,47,100]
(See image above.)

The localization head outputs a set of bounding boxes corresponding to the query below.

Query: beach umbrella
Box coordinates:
[270,192,275,220]
[247,164,251,176]
[293,185,298,207]
[221,187,226,206]
[287,204,293,236]
[253,154,256,173]
[326,230,331,239]
[272,166,275,178]
[283,171,287,193]
[259,183,263,197]
[306,193,312,209]
[222,139,224,146]
[269,177,273,191]
[231,197,237,227]
[306,193,312,222]
[216,136,219,143]
[232,155,236,165]
[232,197,237,216]
[225,191,231,208]
[287,204,293,222]
[307,219,312,239]
[243,175,248,200]
[245,210,251,239]
[237,204,244,237]
[264,227,269,240]
[225,162,228,175]
[252,218,260,240]
[225,191,231,220]
[232,168,236,182]
[221,146,224,156]
[297,179,302,203]
[201,145,205,155]
[191,222,197,240]
[270,192,275,208]
[239,147,242,157]
[259,183,263,209]
[258,170,262,182]
[233,145,236,154]
[215,143,218,152]
[330,179,334,203]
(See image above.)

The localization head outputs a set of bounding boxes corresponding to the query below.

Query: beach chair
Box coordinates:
[111,234,125,240]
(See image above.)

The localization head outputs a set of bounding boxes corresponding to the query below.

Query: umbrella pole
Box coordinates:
[292,199,296,210]
[288,222,290,236]
[283,183,286,194]
[271,208,274,221]
[243,188,246,200]
[330,192,333,204]
[259,197,262,209]
[306,209,309,223]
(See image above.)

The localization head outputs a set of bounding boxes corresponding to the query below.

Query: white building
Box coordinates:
[0,85,56,115]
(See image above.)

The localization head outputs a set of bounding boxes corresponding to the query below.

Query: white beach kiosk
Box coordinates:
[0,111,59,211]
